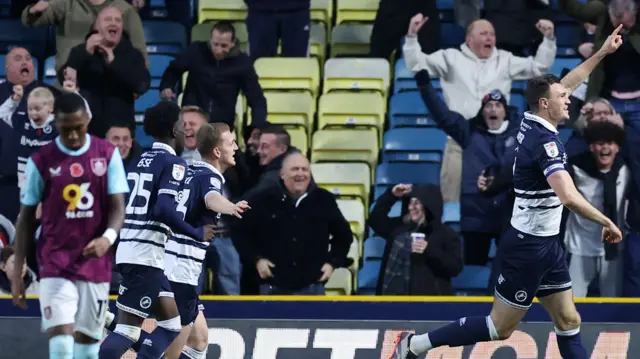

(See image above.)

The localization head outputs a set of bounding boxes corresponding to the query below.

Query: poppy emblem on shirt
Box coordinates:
[70,163,84,178]
[91,158,107,177]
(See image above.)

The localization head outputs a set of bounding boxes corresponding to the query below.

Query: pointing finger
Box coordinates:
[612,24,623,36]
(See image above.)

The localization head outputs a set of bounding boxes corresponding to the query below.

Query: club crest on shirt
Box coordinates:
[543,142,559,158]
[43,124,52,134]
[70,163,84,178]
[91,158,107,176]
[172,164,185,181]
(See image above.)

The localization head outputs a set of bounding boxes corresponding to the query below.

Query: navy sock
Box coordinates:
[98,332,135,359]
[106,316,117,332]
[130,330,150,352]
[428,316,496,348]
[136,325,181,359]
[556,328,588,359]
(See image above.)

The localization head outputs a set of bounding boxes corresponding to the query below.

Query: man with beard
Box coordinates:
[59,6,150,138]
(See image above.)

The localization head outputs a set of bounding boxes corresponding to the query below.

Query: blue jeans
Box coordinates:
[623,232,640,297]
[609,97,640,196]
[207,237,242,295]
[260,283,325,295]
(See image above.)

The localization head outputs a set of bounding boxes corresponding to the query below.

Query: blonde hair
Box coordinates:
[179,105,209,123]
[575,97,616,131]
[28,87,55,107]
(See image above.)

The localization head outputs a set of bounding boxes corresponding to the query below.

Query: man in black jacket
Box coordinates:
[59,6,150,138]
[233,152,352,294]
[159,21,267,130]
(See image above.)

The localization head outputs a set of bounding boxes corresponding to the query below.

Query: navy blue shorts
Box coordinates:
[494,227,572,310]
[170,281,203,326]
[116,264,173,319]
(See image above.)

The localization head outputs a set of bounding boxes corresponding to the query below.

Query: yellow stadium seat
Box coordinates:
[311,128,379,168]
[337,199,366,241]
[324,58,390,96]
[309,23,327,65]
[250,92,314,128]
[336,0,379,24]
[198,0,247,23]
[310,162,371,207]
[286,126,309,155]
[331,24,372,57]
[325,268,352,295]
[318,92,385,145]
[254,58,321,97]
[311,0,332,25]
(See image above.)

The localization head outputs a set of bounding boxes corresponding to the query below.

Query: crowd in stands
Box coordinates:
[0,0,638,298]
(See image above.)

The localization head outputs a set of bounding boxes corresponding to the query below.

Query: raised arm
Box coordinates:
[403,14,451,78]
[508,20,557,80]
[561,25,623,93]
[21,0,66,27]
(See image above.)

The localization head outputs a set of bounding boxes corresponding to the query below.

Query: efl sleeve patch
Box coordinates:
[172,164,185,181]
[543,142,559,158]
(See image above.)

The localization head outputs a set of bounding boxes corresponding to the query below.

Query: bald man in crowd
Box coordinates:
[403,15,557,203]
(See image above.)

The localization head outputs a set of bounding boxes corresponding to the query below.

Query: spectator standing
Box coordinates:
[404,14,557,203]
[160,21,268,129]
[234,152,352,295]
[368,183,463,295]
[415,69,519,268]
[565,98,624,157]
[563,121,629,297]
[369,0,440,58]
[21,0,148,79]
[105,123,142,167]
[59,6,150,138]
[244,0,310,58]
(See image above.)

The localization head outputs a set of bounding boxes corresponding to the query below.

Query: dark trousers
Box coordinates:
[369,0,440,58]
[623,232,640,297]
[0,182,20,223]
[135,0,192,30]
[246,9,310,60]
[463,231,501,294]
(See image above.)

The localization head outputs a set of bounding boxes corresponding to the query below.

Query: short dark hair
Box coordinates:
[525,74,562,112]
[583,121,626,146]
[212,20,236,40]
[197,122,230,157]
[260,125,291,148]
[143,101,181,139]
[0,246,14,266]
[54,92,87,117]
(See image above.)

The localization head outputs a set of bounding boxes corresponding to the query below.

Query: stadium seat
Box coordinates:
[326,268,353,295]
[0,0,9,18]
[330,24,373,57]
[311,162,371,206]
[442,202,460,223]
[42,56,56,85]
[559,127,572,144]
[509,92,527,114]
[0,20,48,58]
[311,128,379,168]
[452,265,491,294]
[285,126,308,155]
[318,93,385,142]
[336,0,378,24]
[436,0,454,9]
[323,58,390,95]
[252,92,314,129]
[254,57,321,97]
[550,57,581,77]
[143,21,187,55]
[389,91,437,128]
[512,80,527,92]
[337,199,366,241]
[439,22,465,49]
[135,125,154,149]
[382,128,448,163]
[348,239,360,270]
[555,23,581,57]
[393,57,417,93]
[311,0,332,25]
[364,237,386,260]
[198,0,247,22]
[149,54,174,89]
[135,90,160,113]
[310,23,327,65]
[358,261,380,293]
[374,162,441,195]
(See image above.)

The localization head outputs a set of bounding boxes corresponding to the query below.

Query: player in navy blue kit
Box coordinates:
[99,102,215,359]
[163,122,250,359]
[390,25,625,359]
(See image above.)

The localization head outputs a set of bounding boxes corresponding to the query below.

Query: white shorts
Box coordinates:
[39,277,110,340]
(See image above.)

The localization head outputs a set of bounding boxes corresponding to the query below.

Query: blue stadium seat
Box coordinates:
[452,265,491,293]
[135,125,154,149]
[512,80,527,92]
[0,20,49,58]
[358,261,381,292]
[559,127,572,144]
[442,202,460,223]
[556,23,581,57]
[143,21,187,55]
[149,54,174,88]
[374,162,441,200]
[135,90,160,113]
[509,92,526,114]
[43,56,56,85]
[436,0,454,9]
[439,22,465,49]
[393,58,416,93]
[550,57,581,77]
[382,127,448,162]
[364,237,386,260]
[389,92,435,128]
[0,0,10,18]
[488,240,497,258]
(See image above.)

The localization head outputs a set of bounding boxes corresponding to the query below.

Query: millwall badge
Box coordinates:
[43,124,52,134]
[91,158,107,176]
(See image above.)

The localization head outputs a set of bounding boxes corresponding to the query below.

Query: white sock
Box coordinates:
[105,311,115,328]
[409,333,433,354]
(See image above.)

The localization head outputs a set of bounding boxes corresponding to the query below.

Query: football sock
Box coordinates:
[412,316,498,354]
[104,311,117,332]
[555,327,589,359]
[136,316,182,359]
[179,346,207,359]
[49,334,74,359]
[98,324,139,359]
[131,329,151,352]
